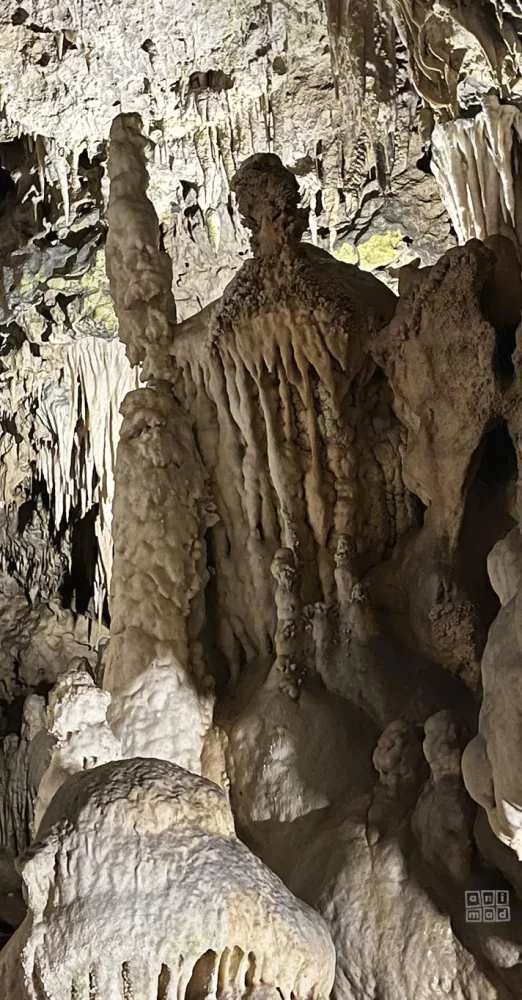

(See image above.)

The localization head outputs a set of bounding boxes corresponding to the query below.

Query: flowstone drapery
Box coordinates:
[0,759,335,1000]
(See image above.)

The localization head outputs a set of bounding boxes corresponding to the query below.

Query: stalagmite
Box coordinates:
[104,388,216,697]
[106,114,175,380]
[0,697,48,858]
[105,116,218,774]
[32,662,121,835]
[271,548,305,700]
[0,759,336,1000]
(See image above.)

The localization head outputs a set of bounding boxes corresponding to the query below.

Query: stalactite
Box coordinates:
[431,96,522,244]
[35,337,139,610]
[389,0,522,113]
[325,0,397,193]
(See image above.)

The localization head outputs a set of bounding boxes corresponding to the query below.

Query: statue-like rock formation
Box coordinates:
[167,150,412,685]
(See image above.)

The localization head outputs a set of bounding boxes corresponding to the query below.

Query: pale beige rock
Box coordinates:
[282,722,500,1000]
[106,114,175,379]
[432,99,522,245]
[372,241,499,548]
[33,663,121,835]
[370,236,522,684]
[0,758,335,1000]
[390,1,522,113]
[104,386,216,705]
[412,710,474,885]
[5,79,522,1000]
[168,151,411,686]
[487,528,522,607]
[463,589,522,861]
[107,661,214,775]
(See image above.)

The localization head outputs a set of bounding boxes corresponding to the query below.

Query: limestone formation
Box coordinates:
[462,529,522,862]
[0,758,335,1000]
[106,115,176,379]
[432,98,522,245]
[32,662,121,835]
[108,121,522,998]
[371,235,522,683]
[168,149,410,688]
[105,386,215,696]
[4,8,522,1000]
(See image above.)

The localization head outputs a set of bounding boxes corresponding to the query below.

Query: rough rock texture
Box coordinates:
[0,0,460,698]
[4,6,522,1000]
[105,387,215,694]
[2,0,515,722]
[71,127,522,999]
[287,719,496,1000]
[462,525,522,862]
[0,0,522,674]
[0,758,335,1000]
[32,662,121,834]
[106,115,176,378]
[373,241,498,546]
[168,152,416,687]
[0,0,449,314]
[390,0,522,113]
[372,235,522,684]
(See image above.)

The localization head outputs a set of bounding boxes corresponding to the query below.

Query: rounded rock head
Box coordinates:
[231,153,307,256]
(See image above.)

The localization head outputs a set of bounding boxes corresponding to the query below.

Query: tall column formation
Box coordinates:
[105,116,217,772]
[104,386,217,773]
[106,113,175,381]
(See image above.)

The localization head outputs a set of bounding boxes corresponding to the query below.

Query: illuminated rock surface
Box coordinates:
[1,5,522,998]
